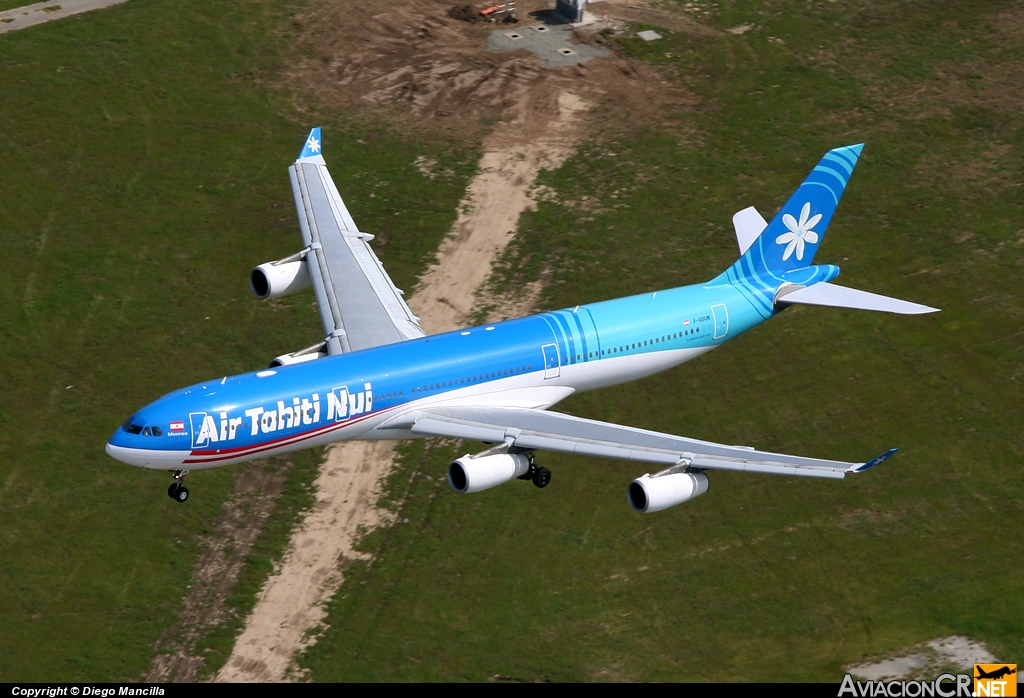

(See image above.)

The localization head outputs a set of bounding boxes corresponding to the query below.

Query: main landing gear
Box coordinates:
[167,469,190,503]
[516,455,552,489]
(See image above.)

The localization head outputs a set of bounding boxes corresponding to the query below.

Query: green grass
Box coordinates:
[298,0,1024,681]
[0,0,475,681]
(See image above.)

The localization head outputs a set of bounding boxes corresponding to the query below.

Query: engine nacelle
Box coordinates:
[250,256,311,300]
[628,471,709,513]
[269,341,328,368]
[448,453,532,494]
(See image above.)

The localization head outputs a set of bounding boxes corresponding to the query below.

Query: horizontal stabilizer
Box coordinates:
[733,206,768,254]
[778,282,938,315]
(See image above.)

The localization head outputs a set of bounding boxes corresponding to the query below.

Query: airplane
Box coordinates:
[106,129,938,510]
[976,666,1017,681]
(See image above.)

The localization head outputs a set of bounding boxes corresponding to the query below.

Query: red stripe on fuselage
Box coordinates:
[183,403,403,464]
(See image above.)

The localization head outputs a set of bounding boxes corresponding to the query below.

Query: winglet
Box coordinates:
[298,127,323,160]
[848,447,897,473]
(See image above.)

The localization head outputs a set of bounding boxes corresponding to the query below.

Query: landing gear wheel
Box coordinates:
[532,466,552,489]
[167,469,190,502]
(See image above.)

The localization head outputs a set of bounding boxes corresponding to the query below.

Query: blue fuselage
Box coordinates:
[106,278,775,470]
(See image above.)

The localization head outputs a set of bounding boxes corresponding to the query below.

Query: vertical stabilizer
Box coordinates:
[716,144,863,316]
[750,144,862,275]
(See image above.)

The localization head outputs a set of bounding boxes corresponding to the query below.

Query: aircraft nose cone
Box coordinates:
[106,440,139,466]
[105,427,189,469]
[106,427,148,467]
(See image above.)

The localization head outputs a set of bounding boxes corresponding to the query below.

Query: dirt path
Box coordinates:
[214,87,589,683]
[144,462,290,682]
[0,0,129,34]
[214,441,395,682]
[411,89,588,334]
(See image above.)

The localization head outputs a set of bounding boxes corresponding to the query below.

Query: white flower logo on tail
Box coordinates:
[306,135,321,154]
[776,202,821,261]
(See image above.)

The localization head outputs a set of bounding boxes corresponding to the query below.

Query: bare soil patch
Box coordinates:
[284,0,693,143]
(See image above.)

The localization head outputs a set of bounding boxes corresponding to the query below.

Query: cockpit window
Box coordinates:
[122,420,143,435]
[150,426,163,436]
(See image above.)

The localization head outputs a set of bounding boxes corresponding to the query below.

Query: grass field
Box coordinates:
[3,0,1022,683]
[0,0,475,680]
[298,0,1024,682]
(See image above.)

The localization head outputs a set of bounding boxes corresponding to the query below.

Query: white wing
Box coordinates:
[381,406,897,478]
[288,132,424,355]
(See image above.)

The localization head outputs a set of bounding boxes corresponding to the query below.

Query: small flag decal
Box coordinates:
[170,421,185,432]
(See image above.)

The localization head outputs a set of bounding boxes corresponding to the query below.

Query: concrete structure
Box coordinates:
[555,0,586,24]
[487,20,610,68]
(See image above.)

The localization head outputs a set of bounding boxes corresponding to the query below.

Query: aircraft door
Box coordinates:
[712,303,729,339]
[542,343,560,379]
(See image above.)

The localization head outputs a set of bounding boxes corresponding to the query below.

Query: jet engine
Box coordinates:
[269,341,328,368]
[628,471,709,513]
[250,253,311,300]
[448,453,532,494]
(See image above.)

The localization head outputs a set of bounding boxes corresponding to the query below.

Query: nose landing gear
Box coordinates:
[167,470,190,502]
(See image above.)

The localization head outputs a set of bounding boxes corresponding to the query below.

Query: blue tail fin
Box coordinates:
[716,144,863,315]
